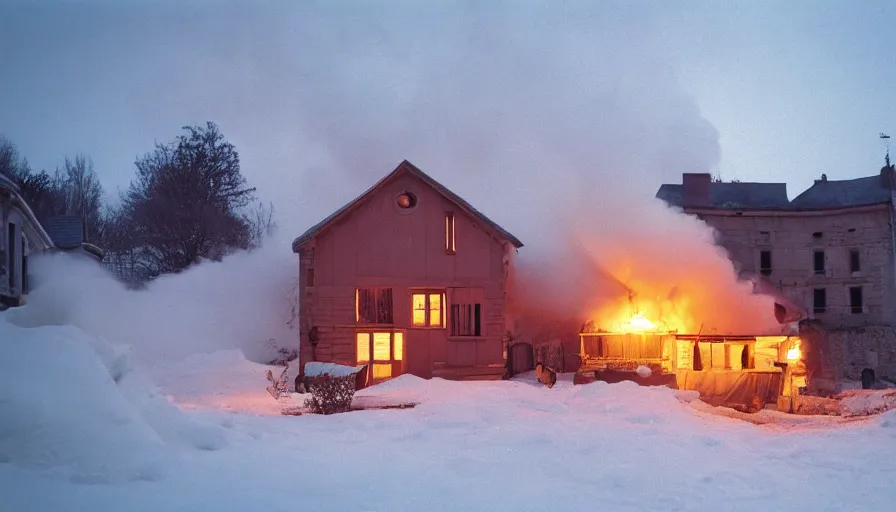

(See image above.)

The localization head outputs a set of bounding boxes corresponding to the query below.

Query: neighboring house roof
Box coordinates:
[292,160,524,252]
[43,216,86,249]
[43,215,105,261]
[789,175,891,209]
[656,182,790,209]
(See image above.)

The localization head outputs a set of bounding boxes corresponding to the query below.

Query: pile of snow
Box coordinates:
[838,389,896,417]
[0,316,228,484]
[150,349,285,416]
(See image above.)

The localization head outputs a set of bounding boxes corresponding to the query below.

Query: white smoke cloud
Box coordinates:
[6,2,779,364]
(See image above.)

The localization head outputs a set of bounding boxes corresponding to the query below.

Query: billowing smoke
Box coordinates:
[6,2,780,364]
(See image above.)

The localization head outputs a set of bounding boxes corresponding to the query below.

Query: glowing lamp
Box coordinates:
[786,347,800,361]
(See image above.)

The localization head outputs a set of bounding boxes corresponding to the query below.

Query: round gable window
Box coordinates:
[395,191,418,211]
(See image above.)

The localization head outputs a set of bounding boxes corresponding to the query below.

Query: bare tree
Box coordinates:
[123,122,257,277]
[54,154,105,239]
[0,136,18,179]
[246,201,276,249]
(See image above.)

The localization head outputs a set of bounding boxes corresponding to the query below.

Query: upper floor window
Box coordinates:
[813,250,825,275]
[450,287,484,337]
[850,286,864,314]
[850,250,861,273]
[395,191,418,212]
[356,287,393,324]
[411,291,445,328]
[760,250,772,276]
[445,212,456,254]
[813,288,826,314]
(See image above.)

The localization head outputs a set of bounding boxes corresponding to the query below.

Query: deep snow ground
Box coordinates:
[3,318,896,512]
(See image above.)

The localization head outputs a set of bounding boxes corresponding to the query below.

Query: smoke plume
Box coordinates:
[5,2,780,365]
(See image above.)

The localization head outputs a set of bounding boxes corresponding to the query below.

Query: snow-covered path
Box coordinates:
[4,365,896,512]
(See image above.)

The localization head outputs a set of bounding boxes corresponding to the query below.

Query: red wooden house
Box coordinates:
[292,160,523,384]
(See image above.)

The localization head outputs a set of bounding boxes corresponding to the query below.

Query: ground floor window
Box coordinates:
[356,331,404,380]
[411,290,445,328]
[449,287,484,337]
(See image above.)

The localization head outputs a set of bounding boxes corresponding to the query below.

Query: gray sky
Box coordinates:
[1,0,894,240]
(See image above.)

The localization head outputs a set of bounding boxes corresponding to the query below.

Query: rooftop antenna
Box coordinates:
[882,133,891,168]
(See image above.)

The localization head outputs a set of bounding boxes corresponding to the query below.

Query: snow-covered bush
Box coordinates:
[304,373,357,414]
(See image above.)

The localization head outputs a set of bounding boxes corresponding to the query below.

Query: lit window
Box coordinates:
[412,294,427,326]
[445,212,456,254]
[373,364,392,379]
[373,332,391,360]
[411,291,446,328]
[393,332,403,361]
[356,333,370,364]
[429,293,442,326]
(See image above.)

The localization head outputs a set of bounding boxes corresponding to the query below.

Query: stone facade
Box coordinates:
[694,205,896,327]
[657,168,896,388]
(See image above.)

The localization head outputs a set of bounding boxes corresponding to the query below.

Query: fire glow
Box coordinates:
[615,312,661,333]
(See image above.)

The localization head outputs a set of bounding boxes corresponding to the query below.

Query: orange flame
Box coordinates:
[615,312,659,333]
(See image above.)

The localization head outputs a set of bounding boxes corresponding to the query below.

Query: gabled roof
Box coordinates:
[789,174,891,209]
[292,160,524,252]
[656,182,790,209]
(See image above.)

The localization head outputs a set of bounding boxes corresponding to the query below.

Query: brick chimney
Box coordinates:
[682,173,712,207]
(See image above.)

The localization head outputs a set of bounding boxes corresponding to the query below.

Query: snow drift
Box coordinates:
[0,316,228,484]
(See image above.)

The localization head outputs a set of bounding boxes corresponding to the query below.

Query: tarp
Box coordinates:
[676,369,783,407]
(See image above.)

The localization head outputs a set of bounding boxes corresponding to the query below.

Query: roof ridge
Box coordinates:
[291,160,523,252]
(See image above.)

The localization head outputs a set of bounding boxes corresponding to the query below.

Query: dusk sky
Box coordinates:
[1,1,894,235]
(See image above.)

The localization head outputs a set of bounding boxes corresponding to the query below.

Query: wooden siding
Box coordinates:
[297,171,513,380]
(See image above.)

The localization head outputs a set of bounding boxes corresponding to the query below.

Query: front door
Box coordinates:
[356,331,405,383]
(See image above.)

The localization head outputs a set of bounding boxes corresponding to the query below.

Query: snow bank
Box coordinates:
[0,316,228,484]
[838,389,896,417]
[150,349,285,415]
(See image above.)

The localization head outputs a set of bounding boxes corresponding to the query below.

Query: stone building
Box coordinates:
[656,165,896,391]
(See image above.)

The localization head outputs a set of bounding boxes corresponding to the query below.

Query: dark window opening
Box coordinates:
[848,228,856,233]
[812,231,823,238]
[450,303,481,337]
[813,251,825,275]
[813,288,827,314]
[850,250,861,273]
[760,250,772,276]
[306,268,314,287]
[356,287,394,324]
[759,231,770,235]
[850,286,863,314]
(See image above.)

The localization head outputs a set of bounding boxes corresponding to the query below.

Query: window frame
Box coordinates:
[356,287,394,325]
[410,290,446,329]
[449,303,483,337]
[445,212,456,255]
[355,330,405,381]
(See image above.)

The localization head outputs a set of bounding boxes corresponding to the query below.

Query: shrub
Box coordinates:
[303,373,357,415]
